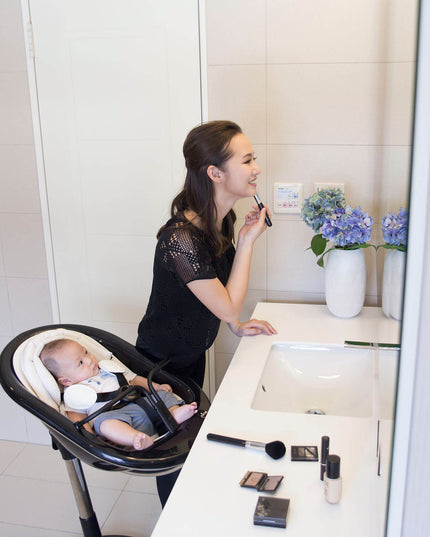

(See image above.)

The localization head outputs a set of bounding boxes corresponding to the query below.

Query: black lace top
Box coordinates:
[136,214,235,366]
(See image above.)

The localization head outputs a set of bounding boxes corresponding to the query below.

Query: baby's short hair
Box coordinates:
[40,338,74,378]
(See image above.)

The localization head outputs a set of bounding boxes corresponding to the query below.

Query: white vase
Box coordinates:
[382,250,406,321]
[325,248,366,318]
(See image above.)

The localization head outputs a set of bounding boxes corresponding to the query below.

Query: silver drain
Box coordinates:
[305,408,326,415]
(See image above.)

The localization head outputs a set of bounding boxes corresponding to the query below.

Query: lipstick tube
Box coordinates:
[254,194,272,227]
[320,435,330,480]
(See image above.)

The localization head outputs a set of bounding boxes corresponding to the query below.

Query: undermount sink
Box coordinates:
[251,343,374,418]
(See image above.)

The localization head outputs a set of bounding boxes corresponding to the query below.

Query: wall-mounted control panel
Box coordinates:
[273,183,303,214]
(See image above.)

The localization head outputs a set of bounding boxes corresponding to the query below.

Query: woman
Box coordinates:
[136,120,276,507]
[136,120,276,388]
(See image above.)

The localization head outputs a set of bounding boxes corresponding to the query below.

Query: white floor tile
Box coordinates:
[0,440,25,474]
[4,442,131,490]
[0,474,121,533]
[125,474,158,494]
[0,441,164,536]
[84,463,131,490]
[0,521,81,536]
[102,490,162,537]
[3,443,68,481]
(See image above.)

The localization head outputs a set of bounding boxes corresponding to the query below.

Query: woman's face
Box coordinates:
[218,133,261,201]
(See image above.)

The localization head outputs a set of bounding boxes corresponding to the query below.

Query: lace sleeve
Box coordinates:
[159,226,216,285]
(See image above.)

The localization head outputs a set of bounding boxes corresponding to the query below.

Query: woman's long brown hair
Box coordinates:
[158,120,241,256]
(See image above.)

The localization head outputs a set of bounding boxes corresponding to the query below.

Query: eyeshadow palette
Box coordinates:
[254,496,290,528]
[240,471,284,492]
[291,445,319,461]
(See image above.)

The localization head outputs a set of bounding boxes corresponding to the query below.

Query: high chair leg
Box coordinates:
[54,437,131,537]
[64,457,103,536]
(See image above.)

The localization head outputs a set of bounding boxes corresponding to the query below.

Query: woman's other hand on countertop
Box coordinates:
[228,318,277,337]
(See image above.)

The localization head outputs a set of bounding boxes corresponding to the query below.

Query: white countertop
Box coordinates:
[151,303,401,537]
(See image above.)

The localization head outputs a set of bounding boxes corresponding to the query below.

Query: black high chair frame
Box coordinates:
[0,324,210,537]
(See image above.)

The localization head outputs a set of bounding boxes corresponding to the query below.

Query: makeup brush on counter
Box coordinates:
[207,433,286,460]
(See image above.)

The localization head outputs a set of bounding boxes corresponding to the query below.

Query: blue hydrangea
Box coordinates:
[382,208,408,247]
[320,205,374,247]
[301,188,345,232]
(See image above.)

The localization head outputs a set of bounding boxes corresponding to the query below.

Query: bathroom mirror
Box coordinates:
[206,1,418,393]
[206,0,418,361]
[204,1,419,535]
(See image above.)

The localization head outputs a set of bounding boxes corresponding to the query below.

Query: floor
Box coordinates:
[0,439,162,536]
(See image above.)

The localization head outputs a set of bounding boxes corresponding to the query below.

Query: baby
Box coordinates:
[40,339,197,450]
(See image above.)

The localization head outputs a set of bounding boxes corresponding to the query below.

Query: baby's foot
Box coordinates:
[172,402,198,424]
[133,432,154,451]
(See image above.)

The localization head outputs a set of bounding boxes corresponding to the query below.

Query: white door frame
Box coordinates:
[21,0,60,323]
[386,1,430,535]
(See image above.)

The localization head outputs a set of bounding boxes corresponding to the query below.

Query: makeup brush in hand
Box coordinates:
[207,433,286,460]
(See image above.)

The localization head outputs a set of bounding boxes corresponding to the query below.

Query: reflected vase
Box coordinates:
[382,249,406,321]
[325,248,366,318]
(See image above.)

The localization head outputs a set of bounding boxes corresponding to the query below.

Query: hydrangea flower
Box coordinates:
[320,206,374,247]
[301,188,375,267]
[301,188,345,232]
[381,208,408,249]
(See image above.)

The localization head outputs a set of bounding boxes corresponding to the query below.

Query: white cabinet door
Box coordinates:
[27,0,202,341]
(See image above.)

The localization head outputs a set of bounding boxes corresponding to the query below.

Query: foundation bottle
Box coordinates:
[324,454,342,504]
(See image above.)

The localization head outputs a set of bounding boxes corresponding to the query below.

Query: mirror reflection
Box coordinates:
[205,2,417,536]
[207,1,417,385]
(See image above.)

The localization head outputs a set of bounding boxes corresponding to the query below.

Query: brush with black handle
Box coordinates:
[207,433,285,459]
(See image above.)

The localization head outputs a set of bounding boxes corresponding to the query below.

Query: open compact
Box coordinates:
[239,471,284,492]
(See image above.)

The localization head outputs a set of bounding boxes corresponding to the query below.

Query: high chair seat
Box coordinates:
[0,324,210,537]
[1,323,209,473]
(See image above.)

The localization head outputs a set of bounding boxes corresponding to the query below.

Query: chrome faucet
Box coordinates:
[344,340,400,350]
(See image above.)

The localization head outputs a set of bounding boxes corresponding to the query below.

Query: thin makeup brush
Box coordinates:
[254,193,272,227]
[207,433,286,460]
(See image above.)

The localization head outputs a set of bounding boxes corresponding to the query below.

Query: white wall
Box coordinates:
[0,0,53,442]
[28,0,202,342]
[206,0,418,388]
[0,0,202,444]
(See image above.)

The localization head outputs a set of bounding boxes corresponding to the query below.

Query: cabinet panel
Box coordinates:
[29,0,202,333]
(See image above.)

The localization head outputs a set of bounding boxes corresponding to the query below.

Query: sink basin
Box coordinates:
[251,343,374,417]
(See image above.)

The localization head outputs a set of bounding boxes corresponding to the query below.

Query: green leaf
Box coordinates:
[348,243,373,250]
[310,234,328,256]
[317,246,336,268]
[376,244,407,252]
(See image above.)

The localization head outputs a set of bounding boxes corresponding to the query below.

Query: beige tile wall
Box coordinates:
[206,0,417,387]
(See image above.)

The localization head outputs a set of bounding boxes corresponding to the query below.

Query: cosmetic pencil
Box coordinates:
[254,193,272,227]
[320,436,330,480]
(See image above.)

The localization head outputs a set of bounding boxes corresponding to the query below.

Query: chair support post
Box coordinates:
[55,437,130,537]
[64,457,102,537]
[64,458,99,521]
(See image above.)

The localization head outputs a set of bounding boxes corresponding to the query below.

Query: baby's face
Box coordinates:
[57,341,99,386]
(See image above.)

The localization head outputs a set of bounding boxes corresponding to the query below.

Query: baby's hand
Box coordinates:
[156,383,172,393]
